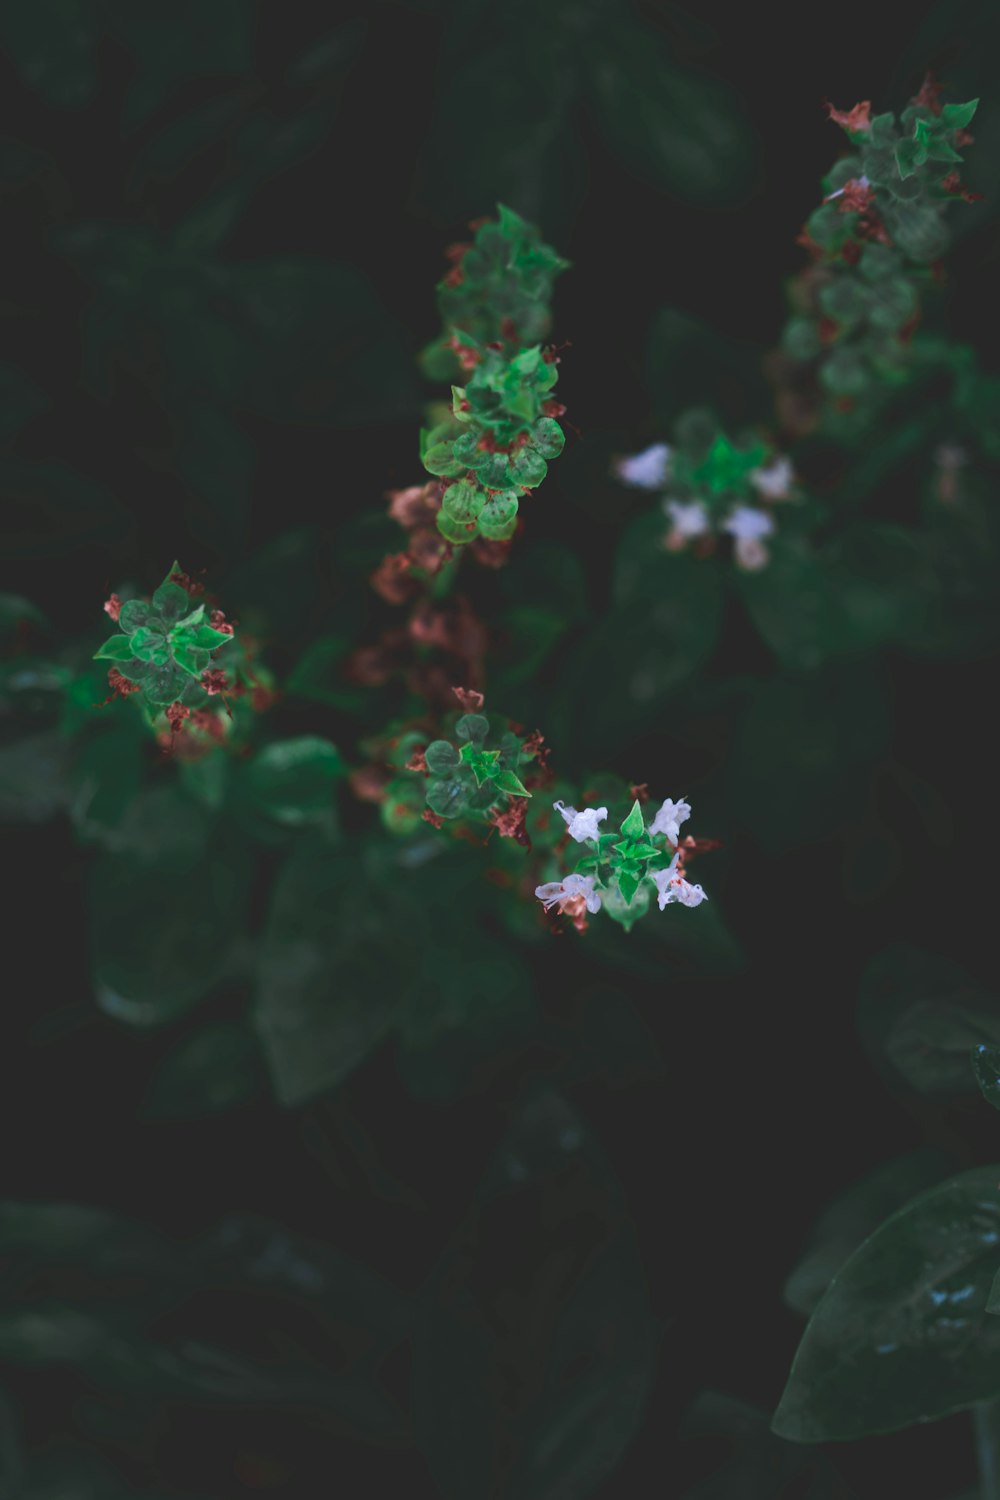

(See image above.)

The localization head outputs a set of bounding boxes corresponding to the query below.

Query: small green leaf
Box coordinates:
[118,599,153,633]
[150,580,190,625]
[619,799,645,840]
[455,713,489,744]
[425,740,460,775]
[616,868,642,906]
[187,623,233,649]
[245,737,343,827]
[530,417,565,458]
[424,442,465,478]
[172,642,210,678]
[93,635,136,662]
[972,1044,1000,1111]
[493,768,530,797]
[426,776,471,819]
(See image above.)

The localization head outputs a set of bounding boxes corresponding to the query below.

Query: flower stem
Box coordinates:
[975,1399,1000,1500]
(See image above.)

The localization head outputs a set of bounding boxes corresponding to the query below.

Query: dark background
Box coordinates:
[3,1,999,1495]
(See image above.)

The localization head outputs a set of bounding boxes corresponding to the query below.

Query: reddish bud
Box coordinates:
[421,808,446,830]
[103,593,122,622]
[200,668,229,695]
[629,783,651,804]
[405,748,428,773]
[170,570,206,597]
[542,399,567,418]
[824,99,872,134]
[209,608,234,635]
[452,685,485,712]
[371,552,416,605]
[910,72,943,115]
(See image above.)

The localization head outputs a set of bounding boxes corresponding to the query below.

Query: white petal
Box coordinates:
[614,443,671,490]
[750,456,794,500]
[723,505,774,541]
[649,798,691,843]
[664,499,710,538]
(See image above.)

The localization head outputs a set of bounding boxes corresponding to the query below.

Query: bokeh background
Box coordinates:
[3,1,1000,1495]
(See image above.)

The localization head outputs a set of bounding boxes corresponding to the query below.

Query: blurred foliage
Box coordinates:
[3,2,1000,1497]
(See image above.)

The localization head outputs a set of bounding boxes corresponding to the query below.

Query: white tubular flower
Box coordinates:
[535,872,602,914]
[650,860,709,911]
[614,442,671,490]
[648,796,691,844]
[750,455,795,501]
[723,505,774,572]
[553,800,608,843]
[663,498,710,539]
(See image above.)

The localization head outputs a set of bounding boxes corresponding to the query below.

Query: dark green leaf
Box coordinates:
[773,1166,1000,1442]
[424,739,460,775]
[412,1088,657,1497]
[244,736,343,828]
[784,1150,955,1318]
[92,635,135,662]
[253,838,414,1106]
[972,1045,1000,1111]
[142,1021,265,1120]
[858,944,1000,1094]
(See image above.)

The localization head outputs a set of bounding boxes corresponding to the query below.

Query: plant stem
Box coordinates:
[975,1399,1000,1500]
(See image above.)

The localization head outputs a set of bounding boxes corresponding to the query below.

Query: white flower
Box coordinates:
[614,442,671,490]
[535,872,602,914]
[723,505,774,572]
[663,498,710,538]
[553,800,608,843]
[648,796,691,844]
[750,455,795,501]
[650,859,708,911]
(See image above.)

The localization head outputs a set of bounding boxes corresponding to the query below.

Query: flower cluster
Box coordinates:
[417,206,570,546]
[420,203,569,380]
[614,413,797,570]
[773,78,979,435]
[534,792,710,933]
[351,687,550,841]
[94,563,275,756]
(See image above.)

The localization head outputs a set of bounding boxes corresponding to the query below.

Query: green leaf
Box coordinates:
[783,1150,954,1318]
[972,1045,1000,1110]
[423,441,465,478]
[89,796,250,1027]
[171,642,209,678]
[412,1089,657,1498]
[424,739,460,775]
[93,635,136,662]
[772,1166,1000,1442]
[619,799,645,839]
[244,737,343,828]
[530,416,565,458]
[117,599,153,633]
[186,623,233,650]
[426,775,471,819]
[254,838,412,1106]
[493,768,530,797]
[616,868,642,906]
[478,490,520,539]
[150,580,190,625]
[142,1021,264,1120]
[455,713,489,744]
[440,479,485,524]
[858,944,1000,1094]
